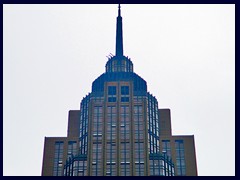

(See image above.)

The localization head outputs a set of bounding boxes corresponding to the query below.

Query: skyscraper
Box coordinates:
[42,5,197,176]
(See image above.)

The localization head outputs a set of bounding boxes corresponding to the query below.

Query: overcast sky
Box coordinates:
[3,4,235,176]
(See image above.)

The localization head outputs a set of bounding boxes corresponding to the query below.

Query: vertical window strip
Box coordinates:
[106,106,116,176]
[147,98,152,153]
[134,105,144,176]
[150,97,160,154]
[175,140,186,176]
[120,106,130,176]
[53,141,64,176]
[92,106,103,176]
[80,95,90,155]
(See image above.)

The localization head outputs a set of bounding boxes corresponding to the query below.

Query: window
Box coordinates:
[67,141,77,159]
[109,97,116,102]
[92,107,103,175]
[79,94,90,155]
[147,94,160,154]
[121,86,129,95]
[71,160,87,176]
[121,86,129,102]
[92,143,102,175]
[175,140,186,176]
[162,140,171,157]
[121,97,129,102]
[108,86,116,95]
[108,86,117,102]
[53,141,64,176]
[106,106,117,176]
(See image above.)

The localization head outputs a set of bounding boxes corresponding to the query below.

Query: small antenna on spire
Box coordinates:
[118,4,121,16]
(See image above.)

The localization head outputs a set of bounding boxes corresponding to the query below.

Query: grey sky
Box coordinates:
[3,4,235,176]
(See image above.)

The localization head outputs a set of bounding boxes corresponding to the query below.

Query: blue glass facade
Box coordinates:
[79,94,90,156]
[147,93,160,154]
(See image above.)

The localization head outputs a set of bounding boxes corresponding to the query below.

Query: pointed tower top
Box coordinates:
[105,4,134,73]
[116,4,123,57]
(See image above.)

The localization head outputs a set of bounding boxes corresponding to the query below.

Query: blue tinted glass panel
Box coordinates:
[108,97,116,102]
[121,97,129,102]
[121,86,129,95]
[108,86,116,95]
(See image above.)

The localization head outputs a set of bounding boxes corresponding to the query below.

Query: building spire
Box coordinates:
[116,4,123,57]
[118,4,121,16]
